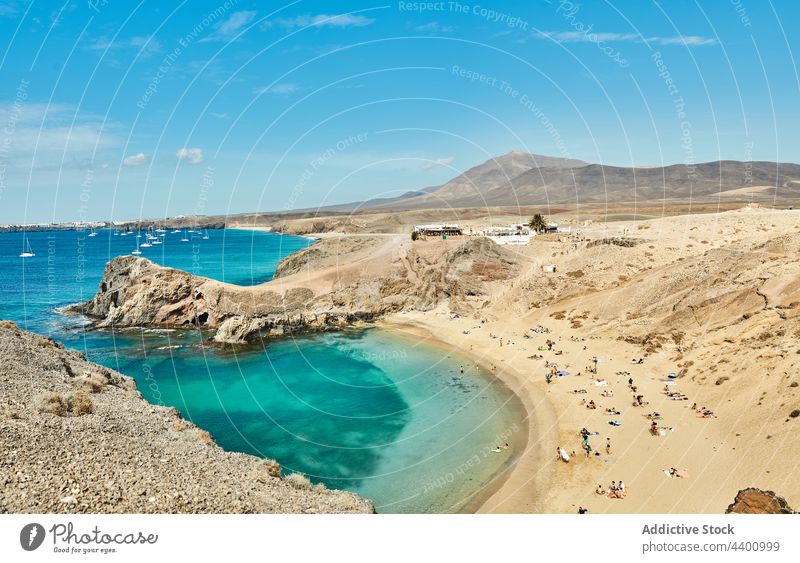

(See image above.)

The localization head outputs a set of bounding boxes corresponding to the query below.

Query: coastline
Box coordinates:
[379,314,556,514]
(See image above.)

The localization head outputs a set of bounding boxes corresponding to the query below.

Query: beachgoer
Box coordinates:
[578,507,588,514]
[606,437,611,455]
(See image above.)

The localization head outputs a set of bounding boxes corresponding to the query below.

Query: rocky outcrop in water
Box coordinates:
[0,321,373,513]
[68,236,521,344]
[65,256,382,344]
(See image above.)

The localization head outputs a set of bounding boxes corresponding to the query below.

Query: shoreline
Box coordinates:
[379,315,556,514]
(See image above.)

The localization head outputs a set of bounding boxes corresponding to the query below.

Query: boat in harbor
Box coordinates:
[19,237,35,258]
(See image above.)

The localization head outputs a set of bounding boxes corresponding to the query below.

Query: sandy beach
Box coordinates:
[383,305,796,514]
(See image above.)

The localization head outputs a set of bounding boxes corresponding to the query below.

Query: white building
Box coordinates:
[482,223,533,245]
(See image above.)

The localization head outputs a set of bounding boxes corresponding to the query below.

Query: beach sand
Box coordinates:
[382,308,791,513]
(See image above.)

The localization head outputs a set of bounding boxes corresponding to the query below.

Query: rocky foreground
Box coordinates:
[0,321,373,513]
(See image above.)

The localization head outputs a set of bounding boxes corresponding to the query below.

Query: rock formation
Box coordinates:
[726,488,795,514]
[67,236,521,344]
[0,321,373,514]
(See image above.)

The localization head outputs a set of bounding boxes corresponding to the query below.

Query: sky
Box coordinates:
[0,0,798,223]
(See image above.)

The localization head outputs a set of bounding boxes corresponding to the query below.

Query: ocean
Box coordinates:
[0,228,521,513]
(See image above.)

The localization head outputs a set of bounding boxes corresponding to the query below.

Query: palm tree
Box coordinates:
[529,213,547,233]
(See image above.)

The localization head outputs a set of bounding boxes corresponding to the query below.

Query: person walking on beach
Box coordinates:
[606,437,611,455]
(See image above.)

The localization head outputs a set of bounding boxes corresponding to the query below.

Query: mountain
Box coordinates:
[416,151,587,205]
[365,156,800,210]
[334,152,587,212]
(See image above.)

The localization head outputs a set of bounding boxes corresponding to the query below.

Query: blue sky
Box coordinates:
[0,0,798,222]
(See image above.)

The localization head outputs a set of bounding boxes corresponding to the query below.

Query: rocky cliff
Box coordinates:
[65,255,389,344]
[67,236,521,344]
[0,321,373,513]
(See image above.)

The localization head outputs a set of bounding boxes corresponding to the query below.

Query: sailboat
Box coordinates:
[180,229,189,242]
[131,239,142,255]
[202,228,209,240]
[88,228,98,237]
[140,232,152,248]
[19,237,35,258]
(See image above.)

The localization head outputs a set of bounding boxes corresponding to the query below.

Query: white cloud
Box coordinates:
[656,35,719,46]
[537,31,718,47]
[254,83,299,95]
[422,156,455,170]
[272,13,375,29]
[175,148,204,165]
[123,152,148,167]
[0,102,121,171]
[415,22,454,33]
[200,10,258,42]
[85,35,162,56]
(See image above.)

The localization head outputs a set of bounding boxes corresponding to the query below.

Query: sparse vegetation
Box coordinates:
[263,459,283,479]
[195,429,214,445]
[35,390,93,416]
[82,372,109,393]
[285,472,312,490]
[66,391,94,415]
[35,393,67,416]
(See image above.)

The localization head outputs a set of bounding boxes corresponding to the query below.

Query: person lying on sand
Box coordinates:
[646,412,662,420]
[572,389,587,394]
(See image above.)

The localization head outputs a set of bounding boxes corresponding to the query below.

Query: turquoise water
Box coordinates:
[0,229,521,513]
